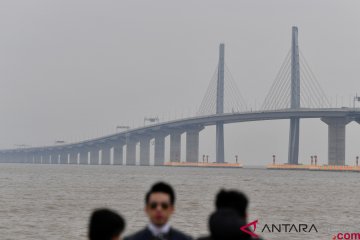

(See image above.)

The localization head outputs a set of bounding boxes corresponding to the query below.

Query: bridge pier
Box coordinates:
[170,130,182,162]
[22,152,28,163]
[43,153,50,164]
[15,152,24,163]
[69,150,78,164]
[113,142,124,165]
[90,148,99,165]
[154,134,166,166]
[11,152,17,163]
[51,152,59,164]
[216,122,225,163]
[139,137,151,166]
[101,145,111,165]
[321,117,351,166]
[0,152,4,163]
[4,152,11,163]
[126,137,137,166]
[288,117,300,164]
[186,127,203,163]
[34,152,41,164]
[59,151,68,164]
[40,153,46,164]
[3,152,10,163]
[10,152,17,163]
[23,152,29,163]
[79,148,89,164]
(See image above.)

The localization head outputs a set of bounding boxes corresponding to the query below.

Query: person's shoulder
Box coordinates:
[196,236,212,240]
[253,237,265,240]
[124,228,151,240]
[170,227,193,240]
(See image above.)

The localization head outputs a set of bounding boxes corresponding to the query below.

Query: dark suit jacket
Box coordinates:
[196,235,265,240]
[124,227,193,240]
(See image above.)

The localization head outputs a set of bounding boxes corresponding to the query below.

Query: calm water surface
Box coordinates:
[0,164,359,240]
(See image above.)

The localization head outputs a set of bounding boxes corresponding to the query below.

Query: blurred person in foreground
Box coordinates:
[124,182,192,240]
[89,208,125,240]
[197,189,264,240]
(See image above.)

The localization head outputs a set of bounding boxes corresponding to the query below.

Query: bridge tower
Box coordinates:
[216,44,225,163]
[288,26,300,164]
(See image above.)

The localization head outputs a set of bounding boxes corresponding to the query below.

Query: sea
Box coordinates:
[0,164,359,240]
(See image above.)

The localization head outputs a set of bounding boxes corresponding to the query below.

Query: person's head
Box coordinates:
[209,209,251,240]
[89,208,125,240]
[145,182,175,227]
[215,189,249,219]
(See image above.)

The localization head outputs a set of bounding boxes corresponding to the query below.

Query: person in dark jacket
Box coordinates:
[124,182,192,240]
[197,189,264,240]
[198,209,252,240]
[89,208,125,240]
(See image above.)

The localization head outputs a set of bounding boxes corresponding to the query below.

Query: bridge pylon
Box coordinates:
[216,43,225,163]
[288,26,301,165]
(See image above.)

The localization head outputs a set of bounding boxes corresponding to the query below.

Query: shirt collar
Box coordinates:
[147,222,171,236]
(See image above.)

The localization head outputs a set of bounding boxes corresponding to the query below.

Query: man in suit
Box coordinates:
[124,182,192,240]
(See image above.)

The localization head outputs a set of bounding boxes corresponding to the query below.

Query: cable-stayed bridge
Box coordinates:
[1,26,359,166]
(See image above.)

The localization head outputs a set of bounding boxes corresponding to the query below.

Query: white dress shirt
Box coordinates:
[148,222,171,236]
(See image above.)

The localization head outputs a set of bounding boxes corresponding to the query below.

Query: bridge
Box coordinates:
[1,26,359,166]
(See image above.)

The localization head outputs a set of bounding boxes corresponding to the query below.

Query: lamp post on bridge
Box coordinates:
[235,155,238,164]
[272,155,276,165]
[353,94,360,108]
[311,155,314,165]
[116,126,130,133]
[144,117,159,126]
[14,144,30,148]
[356,156,359,167]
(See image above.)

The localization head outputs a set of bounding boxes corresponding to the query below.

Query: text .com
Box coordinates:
[333,232,360,240]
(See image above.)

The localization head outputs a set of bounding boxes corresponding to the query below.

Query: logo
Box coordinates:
[240,219,318,238]
[240,220,259,238]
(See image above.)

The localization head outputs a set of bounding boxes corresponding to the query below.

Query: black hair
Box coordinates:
[89,208,125,240]
[209,209,251,240]
[145,182,175,205]
[215,189,248,217]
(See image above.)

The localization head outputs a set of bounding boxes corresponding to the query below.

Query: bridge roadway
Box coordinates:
[1,108,360,166]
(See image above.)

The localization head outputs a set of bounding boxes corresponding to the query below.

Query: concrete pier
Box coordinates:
[51,153,59,164]
[69,150,78,164]
[321,117,350,165]
[126,137,137,166]
[113,143,124,165]
[40,153,45,164]
[90,149,99,165]
[101,146,111,165]
[170,130,182,162]
[34,152,41,164]
[79,149,89,165]
[154,134,166,165]
[59,152,68,164]
[186,127,203,163]
[45,154,51,164]
[139,137,151,166]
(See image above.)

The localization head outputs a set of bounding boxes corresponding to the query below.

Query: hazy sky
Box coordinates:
[1,0,359,165]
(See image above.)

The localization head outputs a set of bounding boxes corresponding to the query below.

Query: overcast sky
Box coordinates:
[1,0,359,165]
